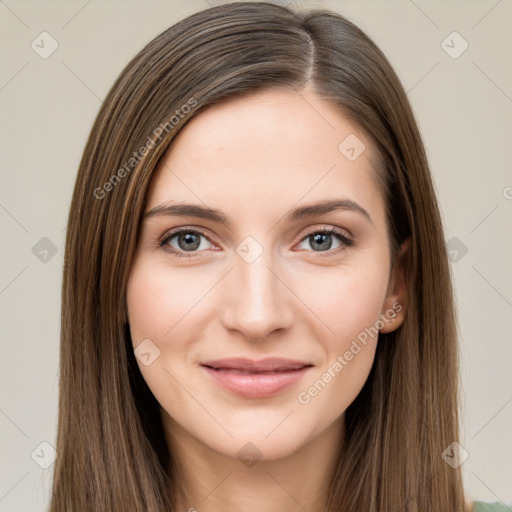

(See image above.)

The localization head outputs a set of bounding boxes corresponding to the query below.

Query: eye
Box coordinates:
[296,227,354,255]
[159,228,215,258]
[158,226,354,259]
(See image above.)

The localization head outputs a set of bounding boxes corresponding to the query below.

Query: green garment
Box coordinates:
[472,502,512,512]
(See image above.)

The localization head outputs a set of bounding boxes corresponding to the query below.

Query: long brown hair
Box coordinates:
[50,2,466,510]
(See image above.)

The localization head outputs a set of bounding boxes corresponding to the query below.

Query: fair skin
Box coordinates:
[126,85,408,512]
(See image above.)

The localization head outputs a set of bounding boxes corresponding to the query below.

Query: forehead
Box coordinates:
[145,87,385,227]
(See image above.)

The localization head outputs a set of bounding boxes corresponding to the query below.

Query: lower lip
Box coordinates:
[201,365,311,399]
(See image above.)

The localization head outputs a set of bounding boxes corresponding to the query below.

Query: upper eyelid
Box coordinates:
[160,226,217,246]
[160,225,353,250]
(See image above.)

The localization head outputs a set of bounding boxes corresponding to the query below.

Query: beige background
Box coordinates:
[1,0,511,510]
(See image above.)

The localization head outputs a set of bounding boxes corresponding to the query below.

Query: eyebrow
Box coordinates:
[144,199,373,226]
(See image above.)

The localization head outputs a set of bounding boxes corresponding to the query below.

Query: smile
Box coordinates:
[200,358,313,399]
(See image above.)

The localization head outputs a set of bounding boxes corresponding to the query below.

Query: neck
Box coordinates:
[164,414,345,512]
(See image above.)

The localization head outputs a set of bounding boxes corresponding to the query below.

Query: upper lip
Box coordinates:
[200,357,313,372]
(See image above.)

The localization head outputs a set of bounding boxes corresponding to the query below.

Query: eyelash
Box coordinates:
[158,226,354,259]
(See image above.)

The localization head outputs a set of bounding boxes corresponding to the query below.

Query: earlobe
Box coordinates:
[379,237,410,333]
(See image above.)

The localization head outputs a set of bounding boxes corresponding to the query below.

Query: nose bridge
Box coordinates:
[221,239,293,340]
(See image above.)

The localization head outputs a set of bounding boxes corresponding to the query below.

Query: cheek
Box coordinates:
[291,253,390,346]
[292,254,389,420]
[126,260,214,346]
[126,261,213,418]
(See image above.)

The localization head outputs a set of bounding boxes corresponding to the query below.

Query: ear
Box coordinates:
[379,237,410,333]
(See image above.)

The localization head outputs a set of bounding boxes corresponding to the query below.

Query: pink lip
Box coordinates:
[200,358,313,399]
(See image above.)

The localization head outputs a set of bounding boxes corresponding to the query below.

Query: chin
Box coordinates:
[215,433,307,464]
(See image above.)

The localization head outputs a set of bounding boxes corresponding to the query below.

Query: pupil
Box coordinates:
[179,233,200,251]
[311,233,331,251]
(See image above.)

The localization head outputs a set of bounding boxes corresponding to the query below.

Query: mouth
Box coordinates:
[200,357,313,399]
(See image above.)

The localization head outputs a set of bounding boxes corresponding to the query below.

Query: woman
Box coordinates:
[49,2,506,511]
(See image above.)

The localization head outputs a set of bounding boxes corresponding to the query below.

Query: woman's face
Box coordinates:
[126,86,406,462]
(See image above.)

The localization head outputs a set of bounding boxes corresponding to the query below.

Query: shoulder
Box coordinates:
[471,501,512,512]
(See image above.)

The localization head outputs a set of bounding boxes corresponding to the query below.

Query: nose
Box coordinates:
[220,247,295,342]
